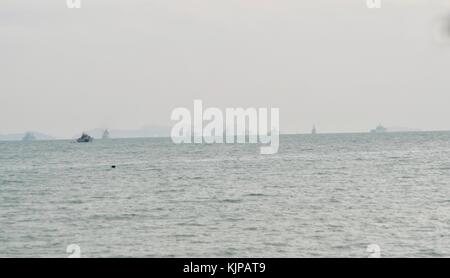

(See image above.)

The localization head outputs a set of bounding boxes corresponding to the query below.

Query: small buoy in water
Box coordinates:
[111,165,116,169]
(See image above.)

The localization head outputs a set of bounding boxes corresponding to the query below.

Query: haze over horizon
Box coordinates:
[1,0,450,138]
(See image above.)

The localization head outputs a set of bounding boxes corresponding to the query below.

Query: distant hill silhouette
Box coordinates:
[385,126,422,133]
[0,132,54,141]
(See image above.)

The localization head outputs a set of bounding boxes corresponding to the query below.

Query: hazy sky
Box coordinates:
[1,0,450,138]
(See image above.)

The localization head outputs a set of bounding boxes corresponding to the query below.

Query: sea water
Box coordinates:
[0,132,449,257]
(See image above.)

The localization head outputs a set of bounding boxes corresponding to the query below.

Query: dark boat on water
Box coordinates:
[76,133,94,143]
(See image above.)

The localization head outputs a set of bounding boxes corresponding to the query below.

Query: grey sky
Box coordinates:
[1,0,450,138]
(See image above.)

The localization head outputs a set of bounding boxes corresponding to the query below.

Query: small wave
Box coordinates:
[67,199,83,204]
[174,234,196,238]
[220,198,243,204]
[244,193,267,197]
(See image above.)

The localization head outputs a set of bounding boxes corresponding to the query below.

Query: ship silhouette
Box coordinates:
[102,129,110,139]
[370,124,387,133]
[76,133,94,143]
[22,132,36,141]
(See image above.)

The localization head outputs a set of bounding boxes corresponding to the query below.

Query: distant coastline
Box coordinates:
[0,125,172,141]
[2,128,450,142]
[0,132,54,141]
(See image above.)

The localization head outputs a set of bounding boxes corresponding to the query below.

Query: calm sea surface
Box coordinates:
[1,132,449,257]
